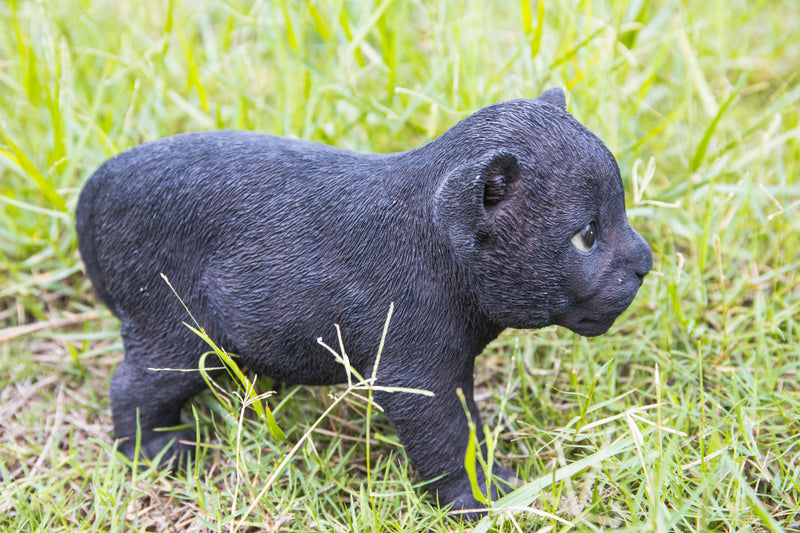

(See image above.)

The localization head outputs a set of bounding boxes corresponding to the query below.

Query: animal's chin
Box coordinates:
[556,304,629,336]
[564,316,615,337]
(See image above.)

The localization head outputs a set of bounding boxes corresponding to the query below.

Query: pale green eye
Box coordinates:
[571,223,596,253]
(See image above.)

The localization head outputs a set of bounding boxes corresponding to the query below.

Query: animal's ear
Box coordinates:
[479,151,521,211]
[536,87,567,110]
[433,152,521,262]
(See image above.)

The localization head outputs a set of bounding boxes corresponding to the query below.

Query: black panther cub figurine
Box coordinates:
[76,87,652,517]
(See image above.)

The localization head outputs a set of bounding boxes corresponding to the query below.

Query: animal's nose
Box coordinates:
[620,221,653,282]
[631,230,653,280]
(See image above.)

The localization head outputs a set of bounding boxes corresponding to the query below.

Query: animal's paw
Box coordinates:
[117,427,197,470]
[440,466,522,522]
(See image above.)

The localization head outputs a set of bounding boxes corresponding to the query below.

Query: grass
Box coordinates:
[1,0,799,530]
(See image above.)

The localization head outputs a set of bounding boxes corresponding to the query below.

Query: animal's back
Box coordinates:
[75,130,426,379]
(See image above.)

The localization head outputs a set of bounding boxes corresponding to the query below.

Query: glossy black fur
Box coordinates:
[75,88,652,517]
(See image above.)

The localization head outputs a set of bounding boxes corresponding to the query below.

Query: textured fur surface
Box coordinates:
[76,87,652,517]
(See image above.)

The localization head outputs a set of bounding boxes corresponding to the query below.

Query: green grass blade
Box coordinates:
[690,71,751,171]
[473,432,646,532]
[1,132,67,212]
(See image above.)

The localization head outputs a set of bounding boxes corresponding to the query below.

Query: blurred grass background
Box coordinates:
[1,0,798,531]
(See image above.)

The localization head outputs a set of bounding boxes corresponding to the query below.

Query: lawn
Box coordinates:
[1,0,799,531]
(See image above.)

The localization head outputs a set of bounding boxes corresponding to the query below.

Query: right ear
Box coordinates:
[433,151,521,262]
[536,87,567,110]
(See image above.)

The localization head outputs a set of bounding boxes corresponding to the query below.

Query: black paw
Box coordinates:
[439,467,521,523]
[449,493,490,522]
[117,427,197,469]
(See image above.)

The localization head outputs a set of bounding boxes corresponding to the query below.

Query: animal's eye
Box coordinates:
[571,223,596,253]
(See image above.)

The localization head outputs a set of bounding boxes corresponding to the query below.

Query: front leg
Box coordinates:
[374,364,517,519]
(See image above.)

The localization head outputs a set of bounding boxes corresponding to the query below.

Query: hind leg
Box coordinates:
[111,321,215,467]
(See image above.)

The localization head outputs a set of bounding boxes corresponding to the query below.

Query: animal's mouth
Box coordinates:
[556,270,648,337]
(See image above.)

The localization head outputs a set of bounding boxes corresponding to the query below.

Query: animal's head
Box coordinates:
[434,88,652,336]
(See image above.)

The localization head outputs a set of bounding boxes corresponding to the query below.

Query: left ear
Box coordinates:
[536,87,567,110]
[432,151,521,264]
[480,151,521,212]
